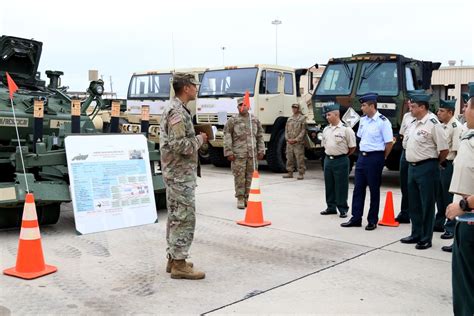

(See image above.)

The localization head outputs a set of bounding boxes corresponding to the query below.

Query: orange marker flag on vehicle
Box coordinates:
[6,72,19,100]
[243,90,251,111]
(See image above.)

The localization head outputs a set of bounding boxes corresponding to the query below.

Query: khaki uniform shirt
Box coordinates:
[160,97,203,183]
[405,113,448,162]
[449,130,474,196]
[285,113,307,143]
[443,116,464,161]
[223,113,265,158]
[322,121,356,156]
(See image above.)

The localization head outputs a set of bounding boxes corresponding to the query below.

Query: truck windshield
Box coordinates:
[315,63,356,96]
[128,73,172,99]
[357,62,398,96]
[198,68,258,97]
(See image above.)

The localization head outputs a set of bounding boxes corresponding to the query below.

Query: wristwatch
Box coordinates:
[459,197,473,212]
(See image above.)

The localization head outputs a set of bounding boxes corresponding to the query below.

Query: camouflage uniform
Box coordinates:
[160,97,204,260]
[285,111,307,175]
[224,113,265,200]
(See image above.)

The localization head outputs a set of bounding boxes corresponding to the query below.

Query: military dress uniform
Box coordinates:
[434,99,464,236]
[224,104,265,207]
[343,93,393,228]
[450,129,474,315]
[284,104,307,179]
[160,96,204,261]
[321,103,356,217]
[403,93,448,249]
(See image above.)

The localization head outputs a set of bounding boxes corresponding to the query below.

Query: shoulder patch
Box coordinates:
[342,123,348,127]
[379,115,386,121]
[430,118,438,124]
[452,122,457,128]
[462,132,474,141]
[169,113,182,125]
[411,119,416,124]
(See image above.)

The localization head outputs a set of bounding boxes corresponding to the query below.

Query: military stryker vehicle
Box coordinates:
[0,35,165,229]
[311,53,441,170]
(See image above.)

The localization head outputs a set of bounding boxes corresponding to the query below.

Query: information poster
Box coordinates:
[65,134,157,234]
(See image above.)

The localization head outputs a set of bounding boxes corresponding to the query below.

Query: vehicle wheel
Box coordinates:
[155,193,167,211]
[208,145,230,167]
[267,129,287,173]
[0,203,61,229]
[198,143,211,164]
[0,207,22,229]
[36,203,61,226]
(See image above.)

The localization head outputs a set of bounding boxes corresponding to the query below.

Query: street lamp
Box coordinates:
[221,46,226,65]
[271,19,282,64]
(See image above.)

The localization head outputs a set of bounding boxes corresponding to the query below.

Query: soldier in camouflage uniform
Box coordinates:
[282,103,307,180]
[160,73,208,280]
[224,97,265,209]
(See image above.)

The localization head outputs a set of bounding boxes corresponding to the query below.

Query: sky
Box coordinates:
[1,0,473,97]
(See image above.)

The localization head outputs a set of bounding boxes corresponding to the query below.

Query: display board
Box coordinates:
[65,134,157,234]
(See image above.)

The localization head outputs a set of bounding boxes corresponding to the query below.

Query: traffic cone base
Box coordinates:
[378,191,399,227]
[3,193,57,280]
[237,171,271,228]
[3,264,57,280]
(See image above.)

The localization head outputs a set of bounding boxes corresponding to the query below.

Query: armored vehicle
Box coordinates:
[0,35,165,229]
[311,53,441,170]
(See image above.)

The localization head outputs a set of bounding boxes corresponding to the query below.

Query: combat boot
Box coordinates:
[166,258,193,273]
[297,173,304,180]
[282,172,293,178]
[170,259,205,280]
[237,197,245,209]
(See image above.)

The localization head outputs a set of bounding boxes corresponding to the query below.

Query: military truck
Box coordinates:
[196,64,313,172]
[310,53,441,170]
[0,35,165,229]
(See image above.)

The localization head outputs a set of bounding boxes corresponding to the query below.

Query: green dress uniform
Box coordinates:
[435,101,465,234]
[405,95,448,247]
[321,103,356,216]
[449,129,474,315]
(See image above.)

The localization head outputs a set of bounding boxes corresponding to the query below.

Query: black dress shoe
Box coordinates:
[400,236,420,244]
[441,244,453,253]
[365,223,377,231]
[415,241,432,250]
[433,226,444,233]
[320,209,337,215]
[440,232,454,240]
[341,220,362,227]
[395,216,410,224]
[339,212,348,218]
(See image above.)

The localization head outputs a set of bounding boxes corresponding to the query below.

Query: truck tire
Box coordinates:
[155,193,167,211]
[267,129,287,173]
[209,145,230,167]
[0,203,61,229]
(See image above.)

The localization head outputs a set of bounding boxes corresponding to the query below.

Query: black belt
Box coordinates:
[361,151,384,156]
[409,158,437,166]
[326,154,347,160]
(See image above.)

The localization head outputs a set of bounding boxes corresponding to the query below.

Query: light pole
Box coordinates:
[271,19,282,64]
[221,46,226,65]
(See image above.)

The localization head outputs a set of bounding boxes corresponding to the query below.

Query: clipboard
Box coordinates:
[194,124,215,140]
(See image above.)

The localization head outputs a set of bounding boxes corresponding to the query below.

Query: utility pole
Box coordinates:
[221,46,226,65]
[271,19,282,65]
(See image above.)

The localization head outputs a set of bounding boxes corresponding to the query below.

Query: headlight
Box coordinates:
[95,85,104,95]
[88,79,104,96]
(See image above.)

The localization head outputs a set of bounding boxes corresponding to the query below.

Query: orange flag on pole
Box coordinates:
[243,90,250,111]
[6,72,18,100]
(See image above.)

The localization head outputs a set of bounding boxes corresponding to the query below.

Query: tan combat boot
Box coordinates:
[166,258,193,273]
[170,259,205,280]
[297,173,304,180]
[282,172,293,178]
[237,197,245,209]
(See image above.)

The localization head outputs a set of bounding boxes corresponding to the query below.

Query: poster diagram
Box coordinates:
[65,134,157,234]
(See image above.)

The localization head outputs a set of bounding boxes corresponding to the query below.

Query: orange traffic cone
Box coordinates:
[237,171,271,228]
[378,191,399,227]
[3,193,57,279]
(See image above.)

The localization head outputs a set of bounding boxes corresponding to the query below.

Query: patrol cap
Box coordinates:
[462,92,470,103]
[172,72,200,86]
[236,97,244,105]
[358,92,378,103]
[468,82,474,98]
[409,93,431,104]
[291,103,300,109]
[322,102,340,114]
[440,99,456,109]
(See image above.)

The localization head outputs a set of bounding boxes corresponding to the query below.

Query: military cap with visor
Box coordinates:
[468,82,474,98]
[408,93,432,104]
[440,99,456,109]
[172,72,200,86]
[322,102,341,114]
[462,92,470,103]
[358,92,378,103]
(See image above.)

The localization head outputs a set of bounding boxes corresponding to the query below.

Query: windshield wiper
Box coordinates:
[361,63,381,80]
[341,62,353,89]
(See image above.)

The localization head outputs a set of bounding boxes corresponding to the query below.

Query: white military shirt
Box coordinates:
[443,116,464,161]
[449,130,474,196]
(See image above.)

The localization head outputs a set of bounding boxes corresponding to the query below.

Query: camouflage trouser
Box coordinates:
[286,143,305,174]
[231,157,255,199]
[165,180,196,260]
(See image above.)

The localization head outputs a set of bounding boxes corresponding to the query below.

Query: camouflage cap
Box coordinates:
[440,99,456,109]
[172,72,200,86]
[291,103,300,109]
[236,97,244,105]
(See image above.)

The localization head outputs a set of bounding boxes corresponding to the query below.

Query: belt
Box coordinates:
[326,154,347,160]
[360,151,384,156]
[409,158,437,166]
